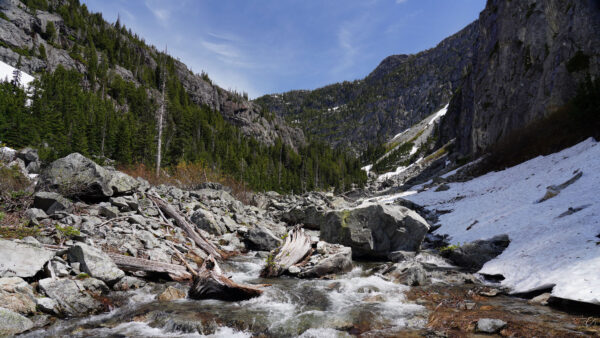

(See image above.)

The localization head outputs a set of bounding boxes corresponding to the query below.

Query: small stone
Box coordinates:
[36,297,59,315]
[288,266,301,274]
[158,286,186,301]
[99,205,119,219]
[476,318,507,333]
[479,288,500,297]
[528,293,551,306]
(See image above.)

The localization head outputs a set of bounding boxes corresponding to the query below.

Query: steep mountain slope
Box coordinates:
[255,22,478,153]
[0,0,304,149]
[439,0,600,157]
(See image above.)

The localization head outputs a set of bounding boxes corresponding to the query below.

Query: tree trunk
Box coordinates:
[107,253,192,281]
[149,195,226,260]
[260,226,313,278]
[188,255,264,301]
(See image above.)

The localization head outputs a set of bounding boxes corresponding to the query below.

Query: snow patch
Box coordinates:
[0,60,34,88]
[427,104,448,126]
[403,138,600,304]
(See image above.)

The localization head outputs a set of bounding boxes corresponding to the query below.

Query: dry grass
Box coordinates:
[119,162,253,204]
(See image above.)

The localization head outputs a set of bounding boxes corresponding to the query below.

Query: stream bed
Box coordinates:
[22,255,599,337]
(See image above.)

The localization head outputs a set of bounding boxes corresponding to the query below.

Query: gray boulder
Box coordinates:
[33,191,72,215]
[67,243,124,285]
[16,147,39,165]
[0,239,55,278]
[297,243,353,278]
[441,234,510,271]
[476,318,507,333]
[39,153,138,198]
[0,277,36,315]
[36,297,60,315]
[281,205,325,230]
[242,226,282,251]
[320,205,430,259]
[38,278,105,317]
[190,209,226,235]
[0,307,33,336]
[23,208,47,225]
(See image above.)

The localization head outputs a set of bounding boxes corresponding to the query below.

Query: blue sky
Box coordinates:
[82,0,485,98]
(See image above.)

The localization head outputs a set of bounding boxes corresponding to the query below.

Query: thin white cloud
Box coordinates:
[144,0,172,26]
[396,0,409,4]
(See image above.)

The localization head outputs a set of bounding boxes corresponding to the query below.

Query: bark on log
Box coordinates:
[149,195,226,260]
[260,226,313,278]
[188,255,264,301]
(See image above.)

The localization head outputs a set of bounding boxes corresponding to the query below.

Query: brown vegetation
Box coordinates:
[119,162,252,204]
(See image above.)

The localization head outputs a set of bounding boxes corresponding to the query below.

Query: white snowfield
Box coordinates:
[403,138,600,304]
[0,60,34,88]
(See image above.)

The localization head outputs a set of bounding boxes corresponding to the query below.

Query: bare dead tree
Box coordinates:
[156,45,167,177]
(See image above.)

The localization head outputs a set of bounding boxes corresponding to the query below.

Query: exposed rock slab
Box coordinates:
[68,243,125,285]
[0,307,33,336]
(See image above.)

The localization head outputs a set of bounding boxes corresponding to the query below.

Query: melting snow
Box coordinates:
[402,138,600,304]
[0,60,34,88]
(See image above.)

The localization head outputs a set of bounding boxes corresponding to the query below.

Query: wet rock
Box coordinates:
[0,239,55,278]
[476,318,507,333]
[0,277,36,315]
[112,276,146,291]
[68,243,125,285]
[158,286,186,301]
[242,226,282,251]
[190,208,226,235]
[0,307,33,336]
[528,293,551,306]
[386,261,430,286]
[298,243,353,278]
[38,278,105,317]
[441,234,510,271]
[33,191,72,215]
[320,204,430,258]
[388,250,416,262]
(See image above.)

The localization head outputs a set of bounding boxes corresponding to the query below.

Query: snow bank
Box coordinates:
[427,104,448,126]
[0,60,34,88]
[404,138,600,304]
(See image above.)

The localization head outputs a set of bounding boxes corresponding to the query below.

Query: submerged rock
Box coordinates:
[320,204,430,258]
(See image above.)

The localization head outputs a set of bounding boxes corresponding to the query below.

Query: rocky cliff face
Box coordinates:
[439,0,600,156]
[0,0,304,149]
[255,22,479,154]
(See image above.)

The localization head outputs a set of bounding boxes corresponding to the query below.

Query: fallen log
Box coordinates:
[188,255,264,301]
[41,244,193,281]
[260,226,313,278]
[149,195,226,260]
[106,253,193,281]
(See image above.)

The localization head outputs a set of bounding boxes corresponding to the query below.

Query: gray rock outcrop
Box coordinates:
[0,239,55,278]
[67,243,125,285]
[38,278,106,317]
[320,205,430,258]
[0,307,33,336]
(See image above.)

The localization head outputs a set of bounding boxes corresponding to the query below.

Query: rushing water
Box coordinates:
[24,255,428,337]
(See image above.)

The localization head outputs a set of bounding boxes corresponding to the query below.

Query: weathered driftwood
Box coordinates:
[260,226,313,278]
[41,243,193,281]
[188,255,264,301]
[149,195,225,260]
[106,253,192,281]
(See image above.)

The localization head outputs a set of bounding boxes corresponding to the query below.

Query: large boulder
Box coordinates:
[33,191,72,215]
[242,226,282,251]
[441,234,510,271]
[320,205,430,259]
[67,243,124,285]
[0,277,36,315]
[39,153,138,198]
[0,307,33,336]
[190,209,227,235]
[38,278,106,317]
[281,205,326,230]
[0,239,55,278]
